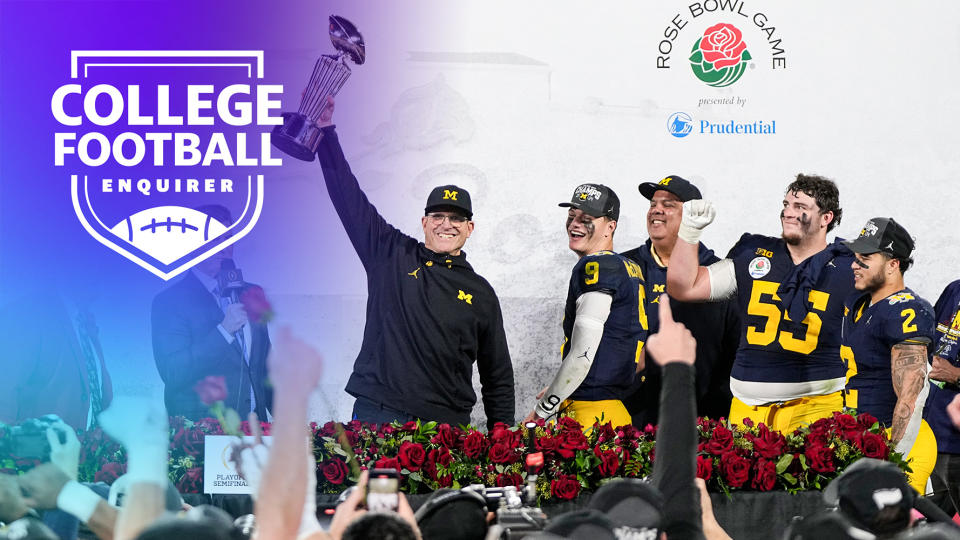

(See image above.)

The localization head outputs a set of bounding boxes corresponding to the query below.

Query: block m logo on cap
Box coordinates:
[443,189,458,201]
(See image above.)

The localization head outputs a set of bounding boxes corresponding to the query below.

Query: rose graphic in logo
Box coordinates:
[689,23,752,88]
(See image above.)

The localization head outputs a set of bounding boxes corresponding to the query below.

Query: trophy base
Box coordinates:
[270,112,325,162]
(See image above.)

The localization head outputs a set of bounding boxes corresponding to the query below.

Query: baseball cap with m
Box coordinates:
[425,184,472,219]
[638,175,702,202]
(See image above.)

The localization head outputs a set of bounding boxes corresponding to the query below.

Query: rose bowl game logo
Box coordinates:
[688,23,752,87]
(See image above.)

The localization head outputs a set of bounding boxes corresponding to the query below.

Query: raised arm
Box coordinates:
[667,201,723,302]
[314,97,410,267]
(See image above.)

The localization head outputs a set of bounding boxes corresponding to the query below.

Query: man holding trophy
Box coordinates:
[272,17,515,430]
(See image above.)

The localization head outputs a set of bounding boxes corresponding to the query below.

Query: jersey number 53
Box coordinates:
[745,280,830,354]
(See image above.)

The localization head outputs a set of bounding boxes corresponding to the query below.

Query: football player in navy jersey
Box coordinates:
[523,184,648,430]
[621,175,739,427]
[667,174,854,433]
[925,280,960,514]
[840,217,936,493]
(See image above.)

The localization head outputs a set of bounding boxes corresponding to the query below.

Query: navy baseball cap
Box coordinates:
[559,183,620,220]
[638,175,702,202]
[843,218,914,259]
[425,185,472,218]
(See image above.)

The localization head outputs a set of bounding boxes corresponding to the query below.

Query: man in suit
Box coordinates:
[151,205,272,420]
[0,275,112,431]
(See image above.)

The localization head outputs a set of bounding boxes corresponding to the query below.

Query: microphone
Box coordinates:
[217,259,245,303]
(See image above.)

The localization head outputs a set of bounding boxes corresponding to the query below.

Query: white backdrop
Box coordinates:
[97,1,960,426]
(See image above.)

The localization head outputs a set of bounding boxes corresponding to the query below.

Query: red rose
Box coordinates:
[172,427,205,457]
[94,462,126,484]
[751,458,776,491]
[192,376,227,406]
[706,426,734,455]
[536,435,560,454]
[322,459,348,485]
[176,466,204,493]
[375,457,401,474]
[319,421,338,437]
[741,417,754,428]
[595,447,619,477]
[751,425,786,459]
[696,455,714,482]
[194,417,225,435]
[719,451,750,488]
[463,431,486,459]
[488,442,516,464]
[550,474,581,500]
[860,432,889,460]
[432,447,453,468]
[559,429,589,451]
[557,417,582,432]
[698,23,748,70]
[857,412,879,429]
[431,424,457,449]
[593,423,616,444]
[398,442,426,472]
[834,413,859,433]
[805,443,835,473]
[495,472,523,488]
[400,421,419,432]
[239,286,274,324]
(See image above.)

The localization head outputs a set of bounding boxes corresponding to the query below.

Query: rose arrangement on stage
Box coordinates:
[28,408,904,498]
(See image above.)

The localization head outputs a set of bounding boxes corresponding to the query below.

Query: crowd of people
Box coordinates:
[3,93,960,538]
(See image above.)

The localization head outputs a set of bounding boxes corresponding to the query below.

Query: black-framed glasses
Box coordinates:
[426,213,469,225]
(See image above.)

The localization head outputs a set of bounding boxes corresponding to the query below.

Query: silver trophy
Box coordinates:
[271,15,365,161]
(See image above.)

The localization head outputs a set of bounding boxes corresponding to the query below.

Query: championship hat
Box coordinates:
[843,218,914,259]
[559,183,620,220]
[425,185,472,219]
[638,175,702,202]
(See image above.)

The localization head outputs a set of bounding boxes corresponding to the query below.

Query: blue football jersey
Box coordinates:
[842,288,935,425]
[562,251,648,401]
[727,234,854,384]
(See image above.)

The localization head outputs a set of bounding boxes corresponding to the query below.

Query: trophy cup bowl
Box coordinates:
[271,15,365,162]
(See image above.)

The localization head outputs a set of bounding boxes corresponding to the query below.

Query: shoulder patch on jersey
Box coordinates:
[748,256,772,279]
[888,292,916,305]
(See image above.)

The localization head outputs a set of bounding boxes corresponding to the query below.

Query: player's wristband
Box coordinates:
[57,481,101,522]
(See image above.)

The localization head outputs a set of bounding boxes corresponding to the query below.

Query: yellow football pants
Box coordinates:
[729,391,844,434]
[891,420,937,495]
[560,399,632,433]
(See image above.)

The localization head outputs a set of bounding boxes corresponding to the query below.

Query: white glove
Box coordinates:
[47,422,80,481]
[678,200,716,245]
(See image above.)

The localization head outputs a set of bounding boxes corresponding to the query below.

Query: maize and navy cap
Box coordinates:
[425,184,472,219]
[638,175,703,202]
[843,218,914,259]
[559,183,620,220]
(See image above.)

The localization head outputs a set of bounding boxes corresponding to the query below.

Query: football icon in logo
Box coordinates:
[110,206,230,265]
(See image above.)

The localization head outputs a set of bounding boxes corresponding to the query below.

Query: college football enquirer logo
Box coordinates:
[688,23,752,87]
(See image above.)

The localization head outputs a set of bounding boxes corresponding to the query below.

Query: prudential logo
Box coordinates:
[667,112,693,138]
[666,111,776,138]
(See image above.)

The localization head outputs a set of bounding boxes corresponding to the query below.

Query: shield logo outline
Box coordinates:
[71,174,264,281]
